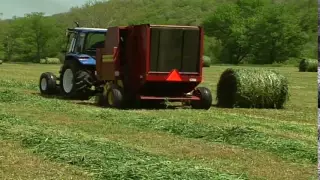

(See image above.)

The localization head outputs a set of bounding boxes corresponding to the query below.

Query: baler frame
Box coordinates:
[95,24,212,109]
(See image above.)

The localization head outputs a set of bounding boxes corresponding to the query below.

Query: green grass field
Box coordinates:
[0,63,317,180]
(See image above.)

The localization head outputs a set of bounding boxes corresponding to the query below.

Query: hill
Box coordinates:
[0,0,317,64]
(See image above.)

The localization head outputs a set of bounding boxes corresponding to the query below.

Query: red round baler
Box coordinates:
[95,24,212,109]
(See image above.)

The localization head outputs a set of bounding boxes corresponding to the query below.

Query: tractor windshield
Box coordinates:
[80,32,106,57]
[84,32,106,51]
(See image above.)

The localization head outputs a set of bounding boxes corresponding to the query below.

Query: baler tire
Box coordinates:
[191,87,212,110]
[96,93,108,107]
[39,72,58,95]
[106,85,124,109]
[60,61,94,100]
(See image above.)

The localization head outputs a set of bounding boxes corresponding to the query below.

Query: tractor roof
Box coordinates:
[68,27,108,33]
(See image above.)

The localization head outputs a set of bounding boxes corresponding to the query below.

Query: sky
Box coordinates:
[0,0,89,19]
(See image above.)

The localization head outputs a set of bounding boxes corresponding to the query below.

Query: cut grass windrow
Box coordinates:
[0,113,246,180]
[0,79,37,91]
[0,140,90,180]
[4,90,314,136]
[96,112,316,164]
[0,64,317,180]
[0,90,316,164]
[1,102,316,180]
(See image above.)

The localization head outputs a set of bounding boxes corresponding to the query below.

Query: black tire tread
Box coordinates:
[96,93,108,107]
[191,87,212,110]
[106,85,124,109]
[39,72,57,95]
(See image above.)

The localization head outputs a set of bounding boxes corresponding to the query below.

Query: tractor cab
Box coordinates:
[64,27,108,59]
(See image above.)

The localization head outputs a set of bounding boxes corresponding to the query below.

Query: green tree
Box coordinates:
[292,0,318,59]
[250,4,307,63]
[23,12,54,62]
[0,0,315,63]
[1,13,63,62]
[202,3,254,64]
[203,0,308,64]
[0,13,5,59]
[2,16,25,61]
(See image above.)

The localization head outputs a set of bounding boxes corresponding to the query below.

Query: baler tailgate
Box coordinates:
[149,27,201,73]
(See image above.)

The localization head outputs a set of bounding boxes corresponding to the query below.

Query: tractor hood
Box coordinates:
[66,53,96,65]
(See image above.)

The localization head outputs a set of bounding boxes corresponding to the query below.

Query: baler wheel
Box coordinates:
[39,72,58,95]
[191,87,212,110]
[106,85,124,109]
[96,93,108,107]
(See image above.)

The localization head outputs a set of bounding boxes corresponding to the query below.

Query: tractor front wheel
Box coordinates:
[191,87,212,110]
[39,72,58,95]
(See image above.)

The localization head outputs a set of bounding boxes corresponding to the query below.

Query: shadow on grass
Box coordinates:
[214,103,288,110]
[75,101,182,110]
[32,92,217,110]
[33,92,68,100]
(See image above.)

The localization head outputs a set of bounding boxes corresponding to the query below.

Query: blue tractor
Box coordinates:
[39,27,108,100]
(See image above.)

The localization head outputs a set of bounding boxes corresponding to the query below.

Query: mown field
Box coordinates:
[0,63,317,180]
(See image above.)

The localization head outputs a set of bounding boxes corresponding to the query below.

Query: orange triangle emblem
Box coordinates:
[166,69,182,81]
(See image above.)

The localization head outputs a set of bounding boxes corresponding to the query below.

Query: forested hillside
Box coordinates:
[0,0,317,64]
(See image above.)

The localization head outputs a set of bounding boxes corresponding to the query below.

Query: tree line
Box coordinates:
[0,0,317,64]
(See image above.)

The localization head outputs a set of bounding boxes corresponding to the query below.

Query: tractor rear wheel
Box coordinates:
[39,72,58,95]
[60,61,94,100]
[106,85,124,109]
[191,87,212,110]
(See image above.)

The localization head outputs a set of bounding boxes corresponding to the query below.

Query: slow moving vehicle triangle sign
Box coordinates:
[166,69,182,81]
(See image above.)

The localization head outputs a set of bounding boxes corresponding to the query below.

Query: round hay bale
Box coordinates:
[216,68,289,109]
[45,57,60,64]
[299,58,317,72]
[203,56,211,67]
[318,85,320,108]
[0,60,3,65]
[40,59,46,64]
